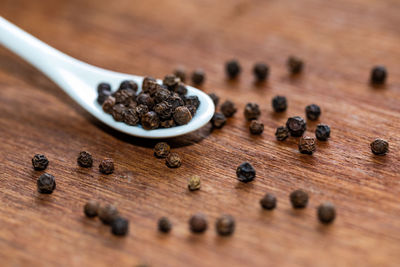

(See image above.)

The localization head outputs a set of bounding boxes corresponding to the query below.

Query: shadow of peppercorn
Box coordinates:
[270,111,287,120]
[252,80,268,88]
[369,83,387,90]
[316,223,334,234]
[225,78,241,89]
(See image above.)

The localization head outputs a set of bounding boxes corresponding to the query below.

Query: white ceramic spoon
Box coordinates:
[0,17,214,138]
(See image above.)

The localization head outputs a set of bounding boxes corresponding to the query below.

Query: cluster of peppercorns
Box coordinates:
[97,75,200,130]
[76,150,115,174]
[154,142,182,168]
[173,66,206,86]
[84,200,129,236]
[210,97,236,129]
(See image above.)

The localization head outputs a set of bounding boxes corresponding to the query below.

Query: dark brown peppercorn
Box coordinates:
[32,154,49,170]
[249,120,264,135]
[225,59,241,79]
[135,104,149,118]
[141,111,160,130]
[317,202,336,224]
[220,100,237,117]
[191,69,205,85]
[370,66,387,85]
[97,82,111,94]
[305,104,321,121]
[111,217,129,236]
[115,89,135,106]
[99,158,114,174]
[167,93,185,110]
[174,66,186,83]
[215,215,235,236]
[286,116,306,137]
[163,74,180,91]
[185,105,197,116]
[211,112,226,129]
[315,124,330,141]
[137,93,155,109]
[184,95,200,109]
[119,80,138,92]
[123,108,139,126]
[97,90,112,105]
[290,189,308,209]
[154,88,171,103]
[154,142,170,158]
[287,56,304,75]
[84,200,99,218]
[142,77,157,92]
[275,126,289,141]
[112,104,126,122]
[370,138,389,155]
[176,82,188,95]
[154,101,173,120]
[272,96,287,112]
[188,175,201,191]
[98,204,119,225]
[160,119,176,128]
[189,213,208,233]
[253,62,269,81]
[102,96,116,114]
[37,173,56,194]
[260,193,277,210]
[158,216,172,233]
[77,151,93,168]
[236,162,256,183]
[173,106,192,125]
[166,153,181,168]
[208,93,220,107]
[244,103,261,121]
[299,136,316,155]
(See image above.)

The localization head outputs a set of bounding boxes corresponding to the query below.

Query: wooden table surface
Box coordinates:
[1,0,399,266]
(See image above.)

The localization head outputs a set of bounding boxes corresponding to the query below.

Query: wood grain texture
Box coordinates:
[0,0,400,266]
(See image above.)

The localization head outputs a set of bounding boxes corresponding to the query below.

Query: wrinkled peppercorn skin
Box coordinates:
[188,175,201,191]
[215,215,235,236]
[236,162,256,183]
[173,106,192,125]
[275,126,289,141]
[220,100,237,117]
[154,142,170,158]
[305,104,321,121]
[286,116,306,137]
[370,138,389,155]
[315,124,331,141]
[166,153,181,168]
[287,56,304,75]
[211,112,226,129]
[191,69,205,85]
[290,190,309,209]
[253,63,269,81]
[77,151,93,168]
[272,96,287,113]
[37,173,56,194]
[249,120,264,135]
[244,103,261,121]
[299,136,316,155]
[32,154,49,170]
[141,111,160,130]
[99,158,114,174]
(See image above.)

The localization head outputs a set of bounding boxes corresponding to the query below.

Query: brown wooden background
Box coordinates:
[0,0,399,266]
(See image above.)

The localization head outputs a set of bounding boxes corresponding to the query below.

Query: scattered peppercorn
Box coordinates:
[275,126,289,141]
[370,66,387,85]
[37,173,56,194]
[211,112,227,129]
[305,104,321,121]
[166,153,181,168]
[189,213,208,233]
[99,158,114,174]
[111,217,129,236]
[315,124,331,141]
[244,103,261,121]
[225,60,241,79]
[77,151,93,168]
[173,106,192,125]
[286,116,306,137]
[272,96,287,112]
[158,217,172,233]
[174,67,186,83]
[154,142,170,158]
[32,154,49,171]
[84,200,99,218]
[370,138,389,155]
[253,62,269,81]
[191,69,205,85]
[215,215,235,236]
[188,175,201,191]
[260,193,277,210]
[249,120,264,135]
[236,162,256,183]
[290,190,308,209]
[299,136,316,155]
[220,100,237,117]
[208,93,220,107]
[287,56,304,75]
[98,204,119,225]
[317,202,336,224]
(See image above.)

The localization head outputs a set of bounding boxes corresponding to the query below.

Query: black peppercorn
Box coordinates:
[37,173,56,194]
[111,217,129,236]
[142,77,157,93]
[299,136,316,155]
[97,90,112,105]
[176,82,188,95]
[99,158,114,174]
[166,153,181,168]
[158,216,172,233]
[142,111,160,130]
[163,74,180,91]
[370,66,387,85]
[154,101,173,120]
[185,105,197,116]
[370,138,389,155]
[173,106,192,125]
[208,93,220,107]
[188,175,201,191]
[253,62,269,81]
[225,59,241,79]
[112,104,126,122]
[272,96,287,113]
[249,120,264,135]
[305,104,321,121]
[315,124,330,141]
[215,215,235,236]
[98,204,119,225]
[160,119,176,128]
[287,56,304,75]
[220,100,237,117]
[244,103,261,121]
[77,151,93,168]
[286,116,306,137]
[236,162,256,183]
[260,193,277,210]
[189,213,208,233]
[184,95,200,109]
[97,82,111,94]
[119,80,138,92]
[135,104,149,118]
[115,88,135,106]
[167,93,185,110]
[32,154,49,171]
[102,96,116,114]
[174,66,186,83]
[191,69,205,85]
[137,93,155,109]
[154,88,171,104]
[84,200,99,218]
[211,112,226,129]
[122,108,140,126]
[317,202,336,224]
[290,189,308,209]
[275,126,289,141]
[154,142,170,158]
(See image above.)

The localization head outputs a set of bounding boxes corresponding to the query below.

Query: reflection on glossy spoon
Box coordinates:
[0,16,214,138]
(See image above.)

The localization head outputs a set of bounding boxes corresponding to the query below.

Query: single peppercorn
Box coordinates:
[184,95,200,109]
[154,101,173,120]
[115,88,135,106]
[211,112,227,129]
[97,82,111,94]
[84,200,99,218]
[286,116,306,137]
[111,217,129,236]
[272,96,287,112]
[112,104,126,122]
[163,74,180,91]
[102,96,116,114]
[137,93,155,109]
[305,104,321,121]
[123,108,140,126]
[176,82,188,95]
[317,202,336,224]
[32,154,49,170]
[37,173,56,194]
[287,56,304,75]
[77,151,93,168]
[142,77,157,93]
[158,217,172,233]
[191,69,205,85]
[174,66,186,83]
[135,104,149,118]
[99,158,114,174]
[370,138,389,155]
[290,189,308,209]
[166,153,181,168]
[215,215,235,236]
[244,103,261,121]
[370,66,387,85]
[225,59,241,79]
[119,80,138,92]
[220,100,237,117]
[275,126,289,141]
[253,62,269,81]
[315,124,330,141]
[236,162,256,183]
[97,90,112,105]
[141,111,160,130]
[154,142,170,158]
[299,136,316,155]
[98,204,119,225]
[260,193,277,210]
[188,175,201,191]
[154,88,171,104]
[173,106,192,125]
[186,105,197,116]
[208,93,220,107]
[189,213,208,233]
[249,120,264,135]
[167,93,185,110]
